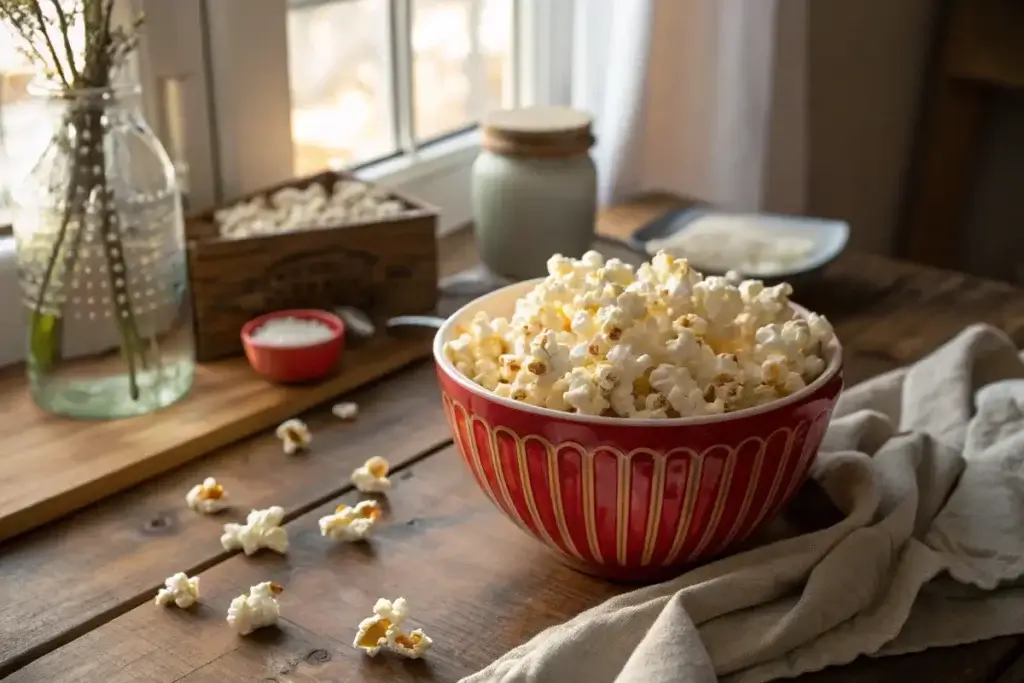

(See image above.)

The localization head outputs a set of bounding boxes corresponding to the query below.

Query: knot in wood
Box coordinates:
[304,649,331,665]
[142,512,175,535]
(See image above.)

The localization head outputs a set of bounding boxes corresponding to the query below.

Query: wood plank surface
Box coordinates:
[0,333,434,545]
[8,198,1024,682]
[0,361,453,677]
[8,444,1021,683]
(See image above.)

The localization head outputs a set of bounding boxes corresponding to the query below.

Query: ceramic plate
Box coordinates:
[628,208,849,285]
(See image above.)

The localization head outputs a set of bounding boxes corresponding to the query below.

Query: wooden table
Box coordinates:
[5,195,1024,683]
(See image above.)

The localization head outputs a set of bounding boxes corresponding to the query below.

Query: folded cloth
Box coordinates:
[461,324,1024,683]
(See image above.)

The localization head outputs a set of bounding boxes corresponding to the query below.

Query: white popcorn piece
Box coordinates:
[332,401,359,420]
[318,500,382,542]
[227,581,283,635]
[442,250,834,418]
[185,477,228,514]
[221,506,289,555]
[353,597,432,659]
[276,418,311,455]
[154,572,200,609]
[351,456,392,493]
[388,628,434,659]
[214,179,413,238]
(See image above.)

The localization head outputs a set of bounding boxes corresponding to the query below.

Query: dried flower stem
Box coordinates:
[8,0,150,400]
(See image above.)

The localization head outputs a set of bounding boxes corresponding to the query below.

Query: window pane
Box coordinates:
[0,23,69,223]
[287,0,397,175]
[412,0,513,143]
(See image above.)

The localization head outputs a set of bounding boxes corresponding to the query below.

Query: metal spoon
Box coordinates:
[386,315,446,330]
[335,306,446,340]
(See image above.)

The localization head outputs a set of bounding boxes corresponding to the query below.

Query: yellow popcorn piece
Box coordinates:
[351,456,392,493]
[276,418,311,455]
[353,598,432,659]
[318,500,382,542]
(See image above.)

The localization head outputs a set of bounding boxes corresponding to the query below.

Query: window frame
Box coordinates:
[197,0,574,234]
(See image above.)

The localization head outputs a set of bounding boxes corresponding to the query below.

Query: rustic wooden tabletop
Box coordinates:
[4,194,1024,683]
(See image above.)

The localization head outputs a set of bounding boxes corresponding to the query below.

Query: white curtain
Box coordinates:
[571,0,809,214]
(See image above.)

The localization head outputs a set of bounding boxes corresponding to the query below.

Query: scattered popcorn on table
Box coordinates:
[215,179,412,239]
[154,572,200,609]
[276,418,311,455]
[442,250,836,418]
[319,500,382,542]
[351,456,392,493]
[353,597,432,659]
[227,581,283,635]
[332,401,359,420]
[221,506,289,555]
[185,477,228,514]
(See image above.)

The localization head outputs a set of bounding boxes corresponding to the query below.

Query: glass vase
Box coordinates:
[10,83,195,419]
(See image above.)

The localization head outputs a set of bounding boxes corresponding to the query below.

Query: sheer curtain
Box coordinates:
[571,0,809,214]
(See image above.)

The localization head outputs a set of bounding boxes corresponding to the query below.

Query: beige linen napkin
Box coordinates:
[461,324,1024,683]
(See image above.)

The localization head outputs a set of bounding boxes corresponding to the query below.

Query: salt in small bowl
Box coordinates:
[241,309,345,383]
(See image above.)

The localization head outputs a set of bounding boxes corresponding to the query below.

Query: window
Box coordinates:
[0,0,571,366]
[0,21,72,225]
[202,0,571,232]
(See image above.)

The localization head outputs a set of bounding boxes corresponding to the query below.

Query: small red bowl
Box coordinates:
[241,309,345,383]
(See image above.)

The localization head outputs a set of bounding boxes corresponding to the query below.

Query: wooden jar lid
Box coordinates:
[481,107,595,159]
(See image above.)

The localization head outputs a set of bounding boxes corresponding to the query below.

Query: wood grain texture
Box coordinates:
[0,361,453,677]
[9,197,1024,682]
[0,332,434,545]
[8,445,1022,683]
[5,444,623,683]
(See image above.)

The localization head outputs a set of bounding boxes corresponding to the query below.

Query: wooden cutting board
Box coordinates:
[0,331,434,543]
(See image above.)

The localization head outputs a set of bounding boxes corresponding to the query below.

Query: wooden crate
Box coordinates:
[186,171,439,361]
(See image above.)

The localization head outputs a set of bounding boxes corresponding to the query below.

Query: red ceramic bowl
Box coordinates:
[433,279,843,581]
[241,309,345,383]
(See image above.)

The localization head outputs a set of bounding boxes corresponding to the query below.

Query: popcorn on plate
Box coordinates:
[353,597,433,659]
[227,581,283,635]
[154,572,200,609]
[318,500,382,542]
[351,456,391,493]
[221,506,289,555]
[185,477,228,514]
[276,418,311,454]
[442,250,836,418]
[332,401,359,420]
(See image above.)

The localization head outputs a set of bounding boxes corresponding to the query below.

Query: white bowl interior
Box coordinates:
[433,278,843,426]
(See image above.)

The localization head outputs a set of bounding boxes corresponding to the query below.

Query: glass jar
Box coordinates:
[472,107,597,281]
[11,83,195,419]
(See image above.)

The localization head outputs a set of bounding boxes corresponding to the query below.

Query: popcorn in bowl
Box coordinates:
[442,250,835,418]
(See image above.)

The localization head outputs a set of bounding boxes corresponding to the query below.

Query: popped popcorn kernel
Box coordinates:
[154,572,200,609]
[354,597,431,659]
[332,402,359,420]
[351,456,392,493]
[389,628,433,659]
[186,477,228,514]
[319,500,382,542]
[227,581,282,635]
[442,250,835,417]
[276,418,311,454]
[221,506,289,555]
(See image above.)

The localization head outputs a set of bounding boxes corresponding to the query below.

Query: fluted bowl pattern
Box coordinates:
[434,279,843,581]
